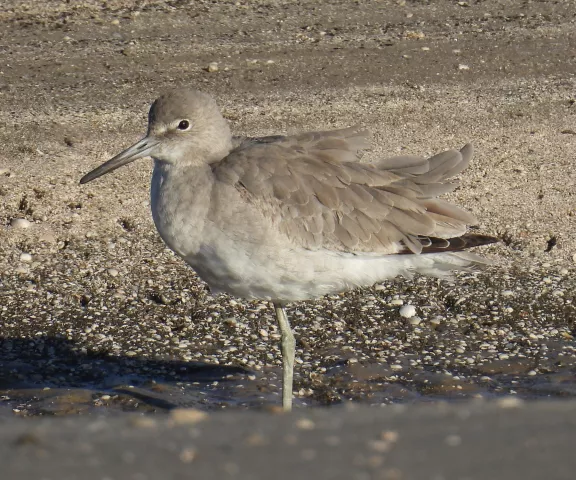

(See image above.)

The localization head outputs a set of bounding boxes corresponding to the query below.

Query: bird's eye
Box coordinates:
[177,120,191,130]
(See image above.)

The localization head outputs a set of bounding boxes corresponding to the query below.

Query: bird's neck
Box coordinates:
[150,160,215,257]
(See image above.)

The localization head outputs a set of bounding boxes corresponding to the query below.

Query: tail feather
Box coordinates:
[413,250,494,280]
[398,233,498,255]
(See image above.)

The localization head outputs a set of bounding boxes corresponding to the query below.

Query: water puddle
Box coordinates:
[2,345,576,417]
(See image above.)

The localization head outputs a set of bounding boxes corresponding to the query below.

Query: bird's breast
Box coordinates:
[150,162,213,258]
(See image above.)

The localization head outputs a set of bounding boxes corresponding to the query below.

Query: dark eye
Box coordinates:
[177,120,190,130]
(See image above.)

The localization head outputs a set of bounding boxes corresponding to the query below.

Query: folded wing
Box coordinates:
[213,127,490,255]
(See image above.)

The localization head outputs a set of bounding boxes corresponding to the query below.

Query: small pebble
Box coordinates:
[225,317,238,327]
[10,218,31,229]
[296,418,315,430]
[381,431,399,443]
[429,316,443,326]
[399,305,416,318]
[20,253,33,263]
[207,62,219,73]
[408,316,422,325]
[107,268,119,277]
[121,46,136,57]
[39,233,56,243]
[458,64,470,70]
[497,397,524,408]
[170,408,209,425]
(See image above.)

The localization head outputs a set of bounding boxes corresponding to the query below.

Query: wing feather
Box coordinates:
[213,129,480,254]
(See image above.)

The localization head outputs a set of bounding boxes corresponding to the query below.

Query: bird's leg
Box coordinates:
[273,302,295,411]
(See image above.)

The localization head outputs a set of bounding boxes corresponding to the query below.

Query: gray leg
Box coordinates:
[274,302,295,411]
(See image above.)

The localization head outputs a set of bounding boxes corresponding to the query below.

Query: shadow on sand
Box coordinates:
[0,335,276,416]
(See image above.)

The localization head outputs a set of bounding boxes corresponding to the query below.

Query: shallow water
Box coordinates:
[2,351,576,417]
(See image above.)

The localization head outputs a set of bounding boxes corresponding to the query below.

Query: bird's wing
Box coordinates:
[231,126,370,157]
[212,126,480,254]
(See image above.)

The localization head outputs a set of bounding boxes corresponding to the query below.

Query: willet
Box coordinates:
[80,88,497,411]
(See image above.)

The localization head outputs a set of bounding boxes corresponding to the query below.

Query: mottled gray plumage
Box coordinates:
[80,88,497,411]
[215,130,478,255]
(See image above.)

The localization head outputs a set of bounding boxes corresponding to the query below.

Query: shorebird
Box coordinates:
[80,89,497,411]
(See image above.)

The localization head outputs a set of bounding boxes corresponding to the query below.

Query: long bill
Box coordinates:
[79,137,159,184]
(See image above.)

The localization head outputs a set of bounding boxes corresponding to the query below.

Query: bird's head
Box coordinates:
[80,89,232,184]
